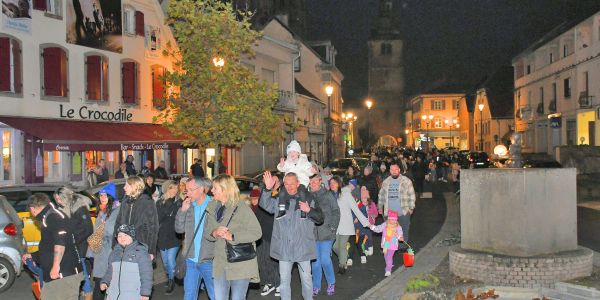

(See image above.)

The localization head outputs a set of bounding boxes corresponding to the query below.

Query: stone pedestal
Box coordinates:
[460,168,577,257]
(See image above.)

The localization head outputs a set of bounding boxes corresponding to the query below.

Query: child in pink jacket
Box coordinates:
[370,211,404,276]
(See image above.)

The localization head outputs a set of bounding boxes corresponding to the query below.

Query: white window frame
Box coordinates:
[0,128,15,183]
[433,100,442,110]
[44,150,63,182]
[453,99,460,110]
[434,117,442,128]
[123,7,136,35]
[46,0,62,17]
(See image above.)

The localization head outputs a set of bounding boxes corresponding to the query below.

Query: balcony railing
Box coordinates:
[275,90,296,111]
[578,91,594,109]
[516,105,531,120]
[548,99,556,113]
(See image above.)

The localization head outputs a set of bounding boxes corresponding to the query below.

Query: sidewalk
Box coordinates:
[358,191,460,300]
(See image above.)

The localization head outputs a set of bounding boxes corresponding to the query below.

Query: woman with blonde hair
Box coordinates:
[156,180,182,295]
[113,176,159,258]
[204,175,262,300]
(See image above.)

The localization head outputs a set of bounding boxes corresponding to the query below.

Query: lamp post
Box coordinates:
[445,119,459,148]
[211,55,225,177]
[342,112,357,157]
[478,103,484,152]
[325,85,334,163]
[365,99,373,150]
[422,114,433,151]
[455,123,460,148]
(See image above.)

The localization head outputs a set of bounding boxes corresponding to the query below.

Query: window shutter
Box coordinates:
[122,62,135,103]
[152,66,164,100]
[60,49,68,96]
[102,59,109,101]
[12,40,21,93]
[430,99,435,110]
[135,11,145,36]
[86,55,101,100]
[442,100,446,110]
[33,0,46,11]
[43,47,61,96]
[0,38,10,92]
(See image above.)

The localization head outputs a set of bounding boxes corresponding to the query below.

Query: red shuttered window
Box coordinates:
[32,0,46,11]
[0,38,10,92]
[86,55,108,101]
[151,65,166,109]
[42,47,68,97]
[122,61,138,104]
[135,11,144,36]
[0,37,21,94]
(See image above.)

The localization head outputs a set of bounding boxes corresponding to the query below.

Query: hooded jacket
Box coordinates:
[102,241,153,299]
[59,193,94,256]
[113,193,159,255]
[259,186,323,262]
[310,186,340,241]
[277,154,314,187]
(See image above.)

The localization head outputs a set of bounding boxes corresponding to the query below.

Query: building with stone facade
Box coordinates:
[512,8,600,155]
[361,0,405,149]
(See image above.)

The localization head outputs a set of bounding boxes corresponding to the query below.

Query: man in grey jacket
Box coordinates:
[260,172,324,300]
[309,174,340,296]
[175,177,215,300]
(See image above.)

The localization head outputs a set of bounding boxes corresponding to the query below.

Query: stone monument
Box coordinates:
[450,167,593,288]
[505,132,523,168]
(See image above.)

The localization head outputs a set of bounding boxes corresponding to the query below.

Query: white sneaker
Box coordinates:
[361,256,367,264]
[385,271,391,277]
[366,247,374,256]
[260,284,276,296]
[347,258,353,266]
[274,286,280,297]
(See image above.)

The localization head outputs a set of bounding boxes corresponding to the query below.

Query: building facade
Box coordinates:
[363,0,405,147]
[512,9,600,155]
[0,0,182,185]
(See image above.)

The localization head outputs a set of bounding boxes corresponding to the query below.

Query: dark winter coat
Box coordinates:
[259,187,323,262]
[156,197,182,250]
[154,167,169,180]
[102,242,153,299]
[310,186,340,241]
[358,174,379,202]
[59,194,93,256]
[114,193,159,255]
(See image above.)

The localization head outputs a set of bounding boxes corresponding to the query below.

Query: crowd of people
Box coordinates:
[22,141,461,300]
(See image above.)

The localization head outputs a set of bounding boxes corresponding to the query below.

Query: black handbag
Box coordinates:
[224,206,257,263]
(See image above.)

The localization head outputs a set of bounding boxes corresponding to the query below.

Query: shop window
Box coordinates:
[85,54,108,101]
[135,11,145,36]
[0,36,22,94]
[1,130,12,181]
[41,46,68,97]
[44,151,61,180]
[151,64,166,109]
[121,60,139,104]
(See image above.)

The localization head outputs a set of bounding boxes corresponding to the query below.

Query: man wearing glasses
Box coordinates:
[175,177,215,300]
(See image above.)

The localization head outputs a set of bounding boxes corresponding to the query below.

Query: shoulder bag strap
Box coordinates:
[183,208,207,258]
[225,205,239,227]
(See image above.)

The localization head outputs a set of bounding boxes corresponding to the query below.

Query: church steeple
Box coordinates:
[372,0,402,40]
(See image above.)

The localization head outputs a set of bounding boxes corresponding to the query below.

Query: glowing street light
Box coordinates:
[212,56,225,68]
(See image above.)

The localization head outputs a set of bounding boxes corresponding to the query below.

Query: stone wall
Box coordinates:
[555,146,600,202]
[450,247,593,288]
[461,169,578,257]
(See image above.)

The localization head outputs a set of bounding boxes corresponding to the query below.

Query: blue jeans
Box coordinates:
[213,271,250,300]
[184,259,215,300]
[280,260,312,300]
[160,246,180,280]
[312,240,335,289]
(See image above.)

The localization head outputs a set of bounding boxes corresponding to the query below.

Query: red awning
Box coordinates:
[0,117,185,151]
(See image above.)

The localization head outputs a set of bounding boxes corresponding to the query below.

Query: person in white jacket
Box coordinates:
[332,179,370,274]
[277,140,315,187]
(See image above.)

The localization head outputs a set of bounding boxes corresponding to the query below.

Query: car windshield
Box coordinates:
[355,159,369,168]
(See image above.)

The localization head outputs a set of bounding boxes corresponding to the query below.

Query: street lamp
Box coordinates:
[455,123,460,148]
[478,103,484,152]
[212,56,225,68]
[422,114,433,151]
[365,99,373,150]
[342,112,357,157]
[445,119,459,148]
[210,55,226,177]
[325,85,334,163]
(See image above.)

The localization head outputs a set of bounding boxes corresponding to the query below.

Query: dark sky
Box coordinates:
[305,0,600,109]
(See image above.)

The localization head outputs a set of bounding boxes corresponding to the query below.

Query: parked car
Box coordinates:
[467,152,491,168]
[0,195,26,293]
[0,184,76,253]
[234,176,261,197]
[326,158,369,177]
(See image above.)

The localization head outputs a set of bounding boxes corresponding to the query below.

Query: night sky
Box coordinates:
[305,0,600,109]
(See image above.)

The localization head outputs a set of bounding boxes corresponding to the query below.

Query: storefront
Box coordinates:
[0,117,187,185]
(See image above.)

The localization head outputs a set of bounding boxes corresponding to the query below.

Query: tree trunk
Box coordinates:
[213,144,221,178]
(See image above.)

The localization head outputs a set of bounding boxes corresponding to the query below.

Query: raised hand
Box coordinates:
[263,171,276,190]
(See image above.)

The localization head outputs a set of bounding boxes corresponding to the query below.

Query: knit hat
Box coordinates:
[98,182,117,200]
[249,188,261,198]
[387,210,398,221]
[286,140,301,155]
[117,224,136,240]
[349,179,358,188]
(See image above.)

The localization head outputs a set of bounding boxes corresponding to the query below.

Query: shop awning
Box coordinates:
[0,117,186,151]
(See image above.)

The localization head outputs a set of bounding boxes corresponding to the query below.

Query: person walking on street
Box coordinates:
[96,159,109,183]
[249,185,280,297]
[125,155,137,176]
[309,174,340,296]
[154,160,169,179]
[369,211,404,276]
[191,159,205,178]
[260,172,324,300]
[204,175,262,300]
[175,177,215,300]
[22,193,83,300]
[333,179,370,273]
[115,162,130,179]
[411,156,427,198]
[378,163,416,248]
[156,180,182,295]
[113,176,159,258]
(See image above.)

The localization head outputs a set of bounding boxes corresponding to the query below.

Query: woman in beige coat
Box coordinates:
[204,175,262,300]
